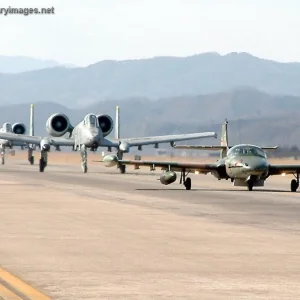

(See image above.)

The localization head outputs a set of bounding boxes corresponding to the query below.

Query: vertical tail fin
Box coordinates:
[30,104,34,136]
[220,118,228,158]
[115,105,120,139]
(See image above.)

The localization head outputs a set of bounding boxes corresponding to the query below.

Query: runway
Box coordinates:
[0,158,300,299]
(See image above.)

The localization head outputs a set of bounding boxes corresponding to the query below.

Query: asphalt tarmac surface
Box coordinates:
[0,159,300,299]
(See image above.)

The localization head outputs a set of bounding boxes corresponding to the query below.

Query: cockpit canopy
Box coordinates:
[227,144,267,158]
[83,114,99,127]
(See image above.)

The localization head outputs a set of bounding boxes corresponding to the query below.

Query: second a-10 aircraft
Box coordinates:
[0,106,217,173]
[102,119,300,192]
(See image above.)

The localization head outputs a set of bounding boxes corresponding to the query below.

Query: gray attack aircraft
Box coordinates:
[0,106,217,173]
[102,119,300,192]
[0,106,34,165]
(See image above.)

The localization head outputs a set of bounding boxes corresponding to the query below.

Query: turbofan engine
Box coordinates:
[12,123,26,135]
[46,113,73,137]
[97,114,113,137]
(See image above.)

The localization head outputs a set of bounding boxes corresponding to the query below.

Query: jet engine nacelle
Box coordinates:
[160,171,177,185]
[46,113,73,137]
[12,123,26,135]
[97,114,113,137]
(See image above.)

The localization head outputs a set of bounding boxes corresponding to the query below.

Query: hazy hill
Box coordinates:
[2,52,300,107]
[0,55,77,74]
[1,89,300,147]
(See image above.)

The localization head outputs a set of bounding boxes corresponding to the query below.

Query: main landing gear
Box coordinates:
[0,145,5,165]
[117,150,126,174]
[28,147,34,165]
[291,173,299,192]
[39,150,48,172]
[80,144,88,173]
[180,168,192,190]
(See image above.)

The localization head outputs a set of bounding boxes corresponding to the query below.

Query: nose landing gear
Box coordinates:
[247,180,254,191]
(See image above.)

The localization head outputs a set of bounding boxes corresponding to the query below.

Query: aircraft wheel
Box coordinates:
[247,180,253,191]
[119,164,126,174]
[291,179,298,192]
[81,163,88,173]
[184,177,192,190]
[29,156,34,165]
[39,159,45,172]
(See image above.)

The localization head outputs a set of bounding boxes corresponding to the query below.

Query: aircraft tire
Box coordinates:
[81,163,88,173]
[185,177,191,190]
[247,181,253,191]
[29,156,34,165]
[119,165,126,174]
[291,179,298,192]
[39,159,45,172]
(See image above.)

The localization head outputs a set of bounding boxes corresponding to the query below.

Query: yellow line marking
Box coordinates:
[0,283,22,300]
[0,266,50,300]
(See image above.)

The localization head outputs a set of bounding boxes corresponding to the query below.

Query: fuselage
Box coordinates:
[71,113,104,148]
[219,144,270,180]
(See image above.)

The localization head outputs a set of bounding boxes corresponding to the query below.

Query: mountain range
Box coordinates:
[0,55,76,73]
[2,52,300,107]
[0,88,300,148]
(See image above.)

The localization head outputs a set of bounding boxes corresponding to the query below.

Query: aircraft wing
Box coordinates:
[0,132,75,147]
[116,159,217,174]
[106,132,218,148]
[172,145,278,150]
[173,145,227,150]
[268,164,300,176]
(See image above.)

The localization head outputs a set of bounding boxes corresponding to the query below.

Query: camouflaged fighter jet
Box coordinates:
[101,119,300,192]
[0,106,217,173]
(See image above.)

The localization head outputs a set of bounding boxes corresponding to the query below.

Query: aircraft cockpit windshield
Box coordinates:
[227,145,267,158]
[84,114,99,127]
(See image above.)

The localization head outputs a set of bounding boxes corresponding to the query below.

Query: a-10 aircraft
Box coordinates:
[0,106,217,173]
[101,119,300,192]
[0,119,28,165]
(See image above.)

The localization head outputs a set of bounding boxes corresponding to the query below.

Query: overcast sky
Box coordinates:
[0,0,299,66]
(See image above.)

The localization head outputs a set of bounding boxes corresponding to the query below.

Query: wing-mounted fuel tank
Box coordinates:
[160,171,177,185]
[97,114,113,137]
[46,113,74,137]
[12,123,26,134]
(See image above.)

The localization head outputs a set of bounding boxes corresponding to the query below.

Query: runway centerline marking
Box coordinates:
[0,266,50,300]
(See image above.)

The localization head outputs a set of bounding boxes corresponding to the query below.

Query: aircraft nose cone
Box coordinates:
[244,159,269,175]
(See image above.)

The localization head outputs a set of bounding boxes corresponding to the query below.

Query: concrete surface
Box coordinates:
[0,155,300,299]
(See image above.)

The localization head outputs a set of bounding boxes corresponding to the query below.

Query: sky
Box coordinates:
[0,0,299,66]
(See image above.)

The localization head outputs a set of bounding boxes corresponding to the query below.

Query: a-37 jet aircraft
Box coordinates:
[102,119,300,192]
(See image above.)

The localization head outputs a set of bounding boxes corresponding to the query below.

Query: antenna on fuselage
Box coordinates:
[115,106,120,139]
